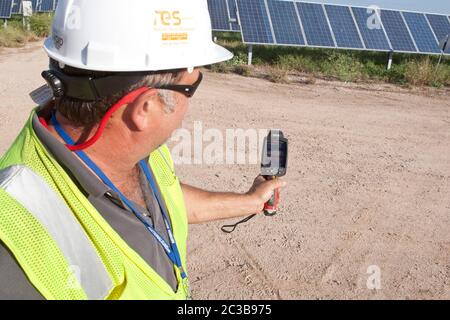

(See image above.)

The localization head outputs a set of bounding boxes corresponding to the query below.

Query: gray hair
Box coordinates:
[158,90,178,113]
[134,73,179,113]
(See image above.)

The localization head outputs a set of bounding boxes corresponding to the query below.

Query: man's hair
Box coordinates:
[50,59,185,126]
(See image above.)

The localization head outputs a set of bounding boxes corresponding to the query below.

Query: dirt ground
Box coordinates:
[1,42,450,300]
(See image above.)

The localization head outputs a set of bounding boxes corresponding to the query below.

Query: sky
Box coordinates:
[302,0,450,15]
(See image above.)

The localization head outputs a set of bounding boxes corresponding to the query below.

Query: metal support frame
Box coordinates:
[224,0,233,31]
[437,53,443,68]
[247,44,253,66]
[386,51,394,70]
[3,19,7,29]
[23,16,30,31]
[437,35,449,67]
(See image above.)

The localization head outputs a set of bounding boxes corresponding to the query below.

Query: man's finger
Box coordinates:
[255,175,266,183]
[267,178,287,190]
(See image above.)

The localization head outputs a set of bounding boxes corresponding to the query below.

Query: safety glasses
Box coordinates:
[42,69,204,101]
[153,72,203,98]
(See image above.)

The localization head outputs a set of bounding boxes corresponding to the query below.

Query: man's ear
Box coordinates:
[127,89,160,131]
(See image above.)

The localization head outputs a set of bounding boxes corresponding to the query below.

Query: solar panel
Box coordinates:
[403,12,440,54]
[426,14,450,54]
[11,0,21,14]
[228,0,240,31]
[208,0,240,32]
[296,2,335,47]
[0,0,13,19]
[39,0,54,12]
[351,7,391,51]
[208,0,230,31]
[380,10,417,52]
[31,0,38,12]
[236,0,274,44]
[267,0,305,45]
[325,5,363,49]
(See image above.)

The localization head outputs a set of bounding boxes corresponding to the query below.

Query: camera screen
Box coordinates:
[261,140,288,171]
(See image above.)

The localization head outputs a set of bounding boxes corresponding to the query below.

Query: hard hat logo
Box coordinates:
[52,34,64,50]
[155,11,182,27]
[162,33,189,42]
[154,10,193,44]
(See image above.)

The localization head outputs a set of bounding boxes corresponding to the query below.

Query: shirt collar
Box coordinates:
[32,113,111,198]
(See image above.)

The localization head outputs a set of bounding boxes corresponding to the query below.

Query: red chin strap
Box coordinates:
[55,87,149,152]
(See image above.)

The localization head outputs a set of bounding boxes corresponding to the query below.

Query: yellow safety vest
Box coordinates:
[0,111,189,300]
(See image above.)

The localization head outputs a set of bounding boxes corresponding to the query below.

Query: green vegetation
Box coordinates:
[209,32,450,88]
[0,24,33,47]
[0,13,52,47]
[29,13,53,37]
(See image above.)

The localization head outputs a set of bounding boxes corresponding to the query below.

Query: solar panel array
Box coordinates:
[208,0,450,56]
[208,0,240,32]
[0,0,13,19]
[3,0,59,16]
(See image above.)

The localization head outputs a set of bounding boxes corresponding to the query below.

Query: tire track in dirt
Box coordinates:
[225,236,282,299]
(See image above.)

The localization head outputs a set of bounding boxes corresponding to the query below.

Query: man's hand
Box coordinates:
[246,176,287,214]
[181,176,287,224]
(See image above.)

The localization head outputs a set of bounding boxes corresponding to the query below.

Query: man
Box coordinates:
[0,0,285,300]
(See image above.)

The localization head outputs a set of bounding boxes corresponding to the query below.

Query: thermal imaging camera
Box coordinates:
[261,130,288,216]
[221,130,288,233]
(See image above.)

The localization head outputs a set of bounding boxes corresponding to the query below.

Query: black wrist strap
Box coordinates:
[221,214,257,234]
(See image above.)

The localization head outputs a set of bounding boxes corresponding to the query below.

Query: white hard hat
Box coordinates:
[43,0,233,72]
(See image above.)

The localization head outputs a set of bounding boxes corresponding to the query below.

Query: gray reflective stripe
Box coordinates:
[0,165,113,300]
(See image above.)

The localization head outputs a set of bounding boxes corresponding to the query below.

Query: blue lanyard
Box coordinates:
[50,113,187,282]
